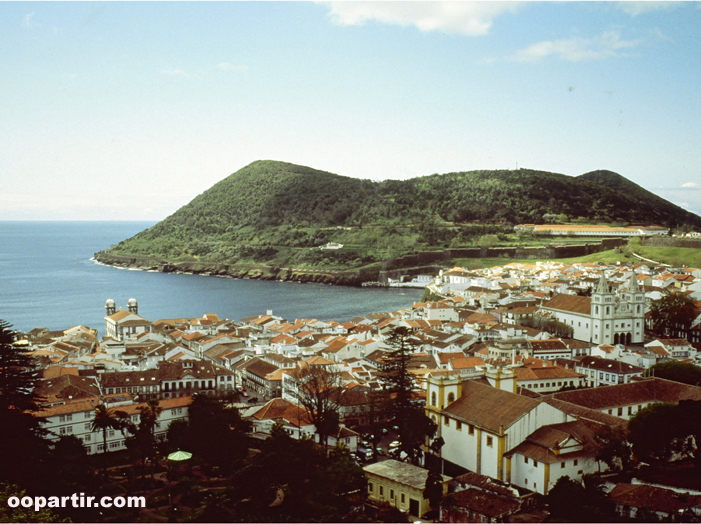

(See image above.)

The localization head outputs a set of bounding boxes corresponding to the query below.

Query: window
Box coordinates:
[524,456,528,464]
[561,462,565,469]
[85,423,91,430]
[379,486,384,496]
[448,392,455,403]
[573,459,578,466]
[109,441,121,449]
[368,483,373,493]
[608,409,612,415]
[617,407,623,416]
[97,444,105,452]
[456,421,462,431]
[390,489,394,499]
[444,416,449,427]
[108,430,115,437]
[533,460,538,468]
[628,406,632,415]
[84,412,92,419]
[401,493,405,504]
[468,425,474,435]
[431,392,437,406]
[486,436,493,447]
[84,434,91,442]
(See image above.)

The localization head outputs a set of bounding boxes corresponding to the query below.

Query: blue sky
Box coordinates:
[2,1,700,221]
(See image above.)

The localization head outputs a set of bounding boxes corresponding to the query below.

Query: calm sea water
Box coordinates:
[0,222,423,336]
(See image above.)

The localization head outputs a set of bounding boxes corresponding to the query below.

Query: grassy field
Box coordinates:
[446,244,701,271]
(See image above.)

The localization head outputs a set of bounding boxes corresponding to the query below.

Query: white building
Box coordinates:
[540,275,646,345]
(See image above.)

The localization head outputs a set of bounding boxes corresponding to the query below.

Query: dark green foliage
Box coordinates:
[546,475,617,522]
[380,328,438,464]
[647,360,701,386]
[90,405,122,455]
[648,293,699,337]
[593,425,632,472]
[98,161,701,271]
[0,483,69,523]
[225,429,365,522]
[164,394,251,474]
[628,401,701,468]
[423,469,443,513]
[0,321,52,489]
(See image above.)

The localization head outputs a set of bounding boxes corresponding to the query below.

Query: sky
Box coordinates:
[2,1,701,221]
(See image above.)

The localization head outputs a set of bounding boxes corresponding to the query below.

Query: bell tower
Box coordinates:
[591,274,614,344]
[127,297,138,314]
[105,298,116,316]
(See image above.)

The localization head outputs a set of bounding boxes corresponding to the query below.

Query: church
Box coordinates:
[539,274,646,345]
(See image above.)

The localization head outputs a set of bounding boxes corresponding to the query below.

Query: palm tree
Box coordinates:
[114,410,136,438]
[137,398,163,439]
[136,399,163,482]
[90,405,121,455]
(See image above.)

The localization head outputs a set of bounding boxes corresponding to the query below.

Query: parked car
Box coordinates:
[247,397,257,404]
[389,440,401,450]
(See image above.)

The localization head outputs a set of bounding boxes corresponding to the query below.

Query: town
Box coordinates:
[6,258,701,522]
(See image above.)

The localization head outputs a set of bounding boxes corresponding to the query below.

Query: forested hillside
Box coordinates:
[95,160,701,274]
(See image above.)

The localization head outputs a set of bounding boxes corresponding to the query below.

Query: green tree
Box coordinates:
[176,394,251,473]
[628,403,679,467]
[646,360,701,386]
[228,429,365,522]
[90,405,121,455]
[380,327,437,464]
[0,321,51,488]
[593,424,632,472]
[0,483,68,523]
[648,293,698,337]
[423,469,444,515]
[546,475,616,523]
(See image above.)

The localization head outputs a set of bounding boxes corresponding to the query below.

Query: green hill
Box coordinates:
[94,160,701,279]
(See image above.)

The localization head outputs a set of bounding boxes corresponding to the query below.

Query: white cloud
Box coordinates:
[682,182,701,188]
[510,30,643,63]
[616,1,681,16]
[216,62,249,73]
[162,68,189,77]
[23,12,39,29]
[321,1,520,36]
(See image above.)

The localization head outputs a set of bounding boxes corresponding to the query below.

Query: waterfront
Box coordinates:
[0,221,424,335]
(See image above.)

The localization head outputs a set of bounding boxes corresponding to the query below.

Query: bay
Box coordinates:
[0,221,424,335]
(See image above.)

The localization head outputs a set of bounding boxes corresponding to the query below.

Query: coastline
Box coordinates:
[92,252,381,287]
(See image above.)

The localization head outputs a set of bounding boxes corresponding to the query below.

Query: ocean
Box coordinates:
[0,221,424,336]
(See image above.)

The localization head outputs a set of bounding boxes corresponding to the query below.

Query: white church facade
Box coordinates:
[539,275,646,345]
